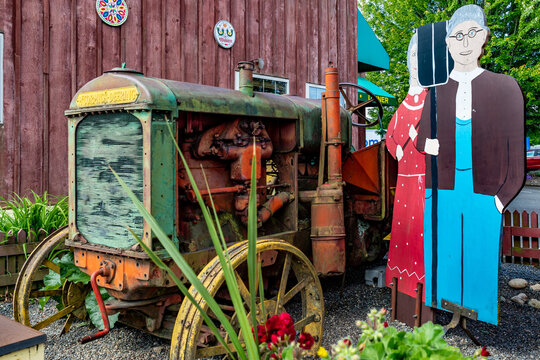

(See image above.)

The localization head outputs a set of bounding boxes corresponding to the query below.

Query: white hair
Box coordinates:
[447,4,490,38]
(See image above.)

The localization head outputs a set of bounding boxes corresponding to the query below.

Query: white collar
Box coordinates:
[449,68,484,83]
[408,87,424,96]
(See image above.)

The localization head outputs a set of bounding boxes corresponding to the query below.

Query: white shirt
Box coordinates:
[449,67,484,120]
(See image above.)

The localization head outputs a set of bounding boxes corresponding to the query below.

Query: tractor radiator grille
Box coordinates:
[75,113,144,249]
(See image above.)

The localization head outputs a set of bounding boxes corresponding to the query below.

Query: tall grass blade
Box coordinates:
[110,166,247,360]
[247,141,259,338]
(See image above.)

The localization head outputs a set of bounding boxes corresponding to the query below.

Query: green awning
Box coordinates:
[357,9,389,72]
[358,77,397,106]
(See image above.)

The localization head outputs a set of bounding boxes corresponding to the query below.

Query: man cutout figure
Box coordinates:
[414,4,525,325]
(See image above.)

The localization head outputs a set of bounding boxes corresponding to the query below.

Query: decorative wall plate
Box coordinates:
[214,20,236,49]
[96,0,128,27]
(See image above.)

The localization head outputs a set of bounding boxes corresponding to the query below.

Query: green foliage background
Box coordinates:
[358,0,540,144]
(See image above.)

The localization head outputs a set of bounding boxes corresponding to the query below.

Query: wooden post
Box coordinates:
[414,282,423,327]
[391,277,398,321]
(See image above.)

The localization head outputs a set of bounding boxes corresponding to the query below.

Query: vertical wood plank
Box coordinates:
[336,0,347,85]
[531,211,540,265]
[231,0,246,86]
[76,0,98,90]
[14,0,22,195]
[48,0,71,196]
[164,0,182,80]
[295,0,307,97]
[260,0,273,75]
[16,229,26,278]
[199,0,215,86]
[307,0,319,85]
[521,211,531,263]
[6,231,16,274]
[327,0,338,69]
[531,212,539,254]
[273,0,285,77]
[143,0,162,78]
[0,0,17,196]
[42,0,50,193]
[123,0,143,72]
[284,0,296,94]
[216,1,232,88]
[318,0,329,84]
[512,210,520,264]
[0,233,5,275]
[20,0,44,195]
[503,210,511,262]
[70,0,77,95]
[96,15,103,75]
[245,0,259,62]
[182,0,199,83]
[161,0,166,78]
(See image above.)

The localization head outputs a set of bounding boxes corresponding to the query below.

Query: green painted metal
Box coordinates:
[75,113,144,249]
[150,114,177,245]
[66,70,352,154]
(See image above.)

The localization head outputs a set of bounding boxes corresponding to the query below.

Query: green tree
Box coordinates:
[359,0,540,144]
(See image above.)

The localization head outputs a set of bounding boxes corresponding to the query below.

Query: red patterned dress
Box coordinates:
[385,89,427,299]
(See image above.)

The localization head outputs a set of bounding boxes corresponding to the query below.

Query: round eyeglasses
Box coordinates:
[449,28,484,41]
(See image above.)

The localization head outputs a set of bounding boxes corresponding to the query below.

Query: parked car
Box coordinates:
[526,149,540,171]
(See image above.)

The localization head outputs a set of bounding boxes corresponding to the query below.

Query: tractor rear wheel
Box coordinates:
[169,239,324,360]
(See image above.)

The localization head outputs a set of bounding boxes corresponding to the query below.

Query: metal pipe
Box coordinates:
[79,268,111,344]
[237,61,254,97]
[309,65,346,276]
[256,192,292,226]
[324,66,343,184]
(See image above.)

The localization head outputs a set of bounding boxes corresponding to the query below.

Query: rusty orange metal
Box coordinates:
[74,248,172,300]
[307,66,347,276]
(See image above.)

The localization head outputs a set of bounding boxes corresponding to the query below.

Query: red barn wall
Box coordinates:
[0,0,358,197]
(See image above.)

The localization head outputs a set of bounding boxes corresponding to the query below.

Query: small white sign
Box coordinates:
[365,129,382,147]
[214,20,236,49]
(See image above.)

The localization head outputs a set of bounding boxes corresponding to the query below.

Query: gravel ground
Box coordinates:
[1,262,538,359]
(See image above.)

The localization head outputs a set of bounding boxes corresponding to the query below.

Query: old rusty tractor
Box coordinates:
[12,61,396,359]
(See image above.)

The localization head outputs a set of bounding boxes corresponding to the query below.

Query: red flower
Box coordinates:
[481,346,490,357]
[254,324,267,343]
[383,322,389,328]
[343,339,352,346]
[298,332,315,350]
[264,313,297,344]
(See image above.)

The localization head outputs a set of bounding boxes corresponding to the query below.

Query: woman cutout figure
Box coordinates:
[385,33,427,300]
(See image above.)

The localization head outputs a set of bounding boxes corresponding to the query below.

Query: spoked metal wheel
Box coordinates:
[170,239,324,360]
[13,226,89,333]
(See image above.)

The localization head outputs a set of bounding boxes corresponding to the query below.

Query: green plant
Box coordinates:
[318,308,490,360]
[0,191,68,239]
[40,252,119,330]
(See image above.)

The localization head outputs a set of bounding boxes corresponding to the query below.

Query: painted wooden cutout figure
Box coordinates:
[385,33,428,299]
[416,5,525,324]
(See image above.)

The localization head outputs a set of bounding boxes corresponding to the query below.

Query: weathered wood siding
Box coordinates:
[0,0,359,197]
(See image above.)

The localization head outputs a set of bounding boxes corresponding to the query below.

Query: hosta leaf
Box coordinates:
[85,289,119,331]
[43,269,62,289]
[58,252,90,284]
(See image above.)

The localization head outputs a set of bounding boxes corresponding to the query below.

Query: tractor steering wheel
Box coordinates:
[338,82,384,129]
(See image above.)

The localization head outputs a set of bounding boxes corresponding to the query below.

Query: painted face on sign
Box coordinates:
[446,20,487,71]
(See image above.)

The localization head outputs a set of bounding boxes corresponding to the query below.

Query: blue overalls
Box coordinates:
[424,117,502,325]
